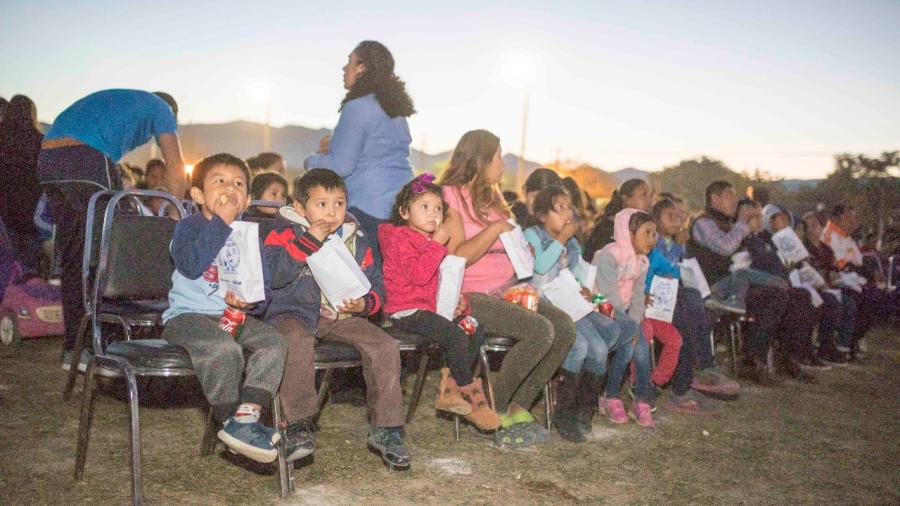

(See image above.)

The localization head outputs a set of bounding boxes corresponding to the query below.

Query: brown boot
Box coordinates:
[436,368,473,415]
[459,378,502,431]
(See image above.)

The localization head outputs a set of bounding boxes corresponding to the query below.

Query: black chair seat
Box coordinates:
[383,325,434,347]
[483,334,516,348]
[106,339,194,370]
[100,299,168,317]
[314,340,362,364]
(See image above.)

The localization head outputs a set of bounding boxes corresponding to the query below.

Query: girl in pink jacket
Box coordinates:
[378,174,501,431]
[591,208,658,427]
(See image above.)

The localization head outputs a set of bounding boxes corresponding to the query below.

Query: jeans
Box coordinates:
[603,312,640,399]
[712,267,787,302]
[670,287,714,395]
[564,311,621,375]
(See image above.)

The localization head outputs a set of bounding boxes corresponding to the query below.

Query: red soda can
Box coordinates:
[522,286,539,312]
[458,315,478,335]
[219,307,246,337]
[597,302,614,318]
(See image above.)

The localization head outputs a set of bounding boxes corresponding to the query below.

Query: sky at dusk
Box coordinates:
[3,0,899,179]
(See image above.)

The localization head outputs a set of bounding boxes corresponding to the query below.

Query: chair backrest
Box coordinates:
[100,215,177,300]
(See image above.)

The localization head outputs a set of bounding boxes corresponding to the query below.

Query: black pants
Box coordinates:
[391,310,484,387]
[670,287,713,395]
[38,145,117,352]
[743,285,789,362]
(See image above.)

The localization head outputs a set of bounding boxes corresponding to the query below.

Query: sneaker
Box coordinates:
[692,367,741,399]
[630,401,655,428]
[817,348,849,364]
[217,418,280,463]
[857,338,868,353]
[668,390,721,416]
[599,396,628,424]
[736,358,783,388]
[835,345,851,354]
[704,295,746,315]
[283,419,316,462]
[626,384,659,413]
[799,356,832,371]
[367,426,410,471]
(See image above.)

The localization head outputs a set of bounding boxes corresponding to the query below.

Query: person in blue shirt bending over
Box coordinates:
[305,41,416,273]
[37,89,188,370]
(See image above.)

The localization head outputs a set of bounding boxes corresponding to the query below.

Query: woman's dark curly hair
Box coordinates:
[388,179,447,226]
[341,40,416,118]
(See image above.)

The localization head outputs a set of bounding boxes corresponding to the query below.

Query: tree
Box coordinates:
[648,157,751,210]
[834,151,900,250]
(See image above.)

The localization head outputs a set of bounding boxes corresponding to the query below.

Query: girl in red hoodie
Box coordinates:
[378,174,501,431]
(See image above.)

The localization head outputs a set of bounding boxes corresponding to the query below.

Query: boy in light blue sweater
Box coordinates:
[161,153,287,464]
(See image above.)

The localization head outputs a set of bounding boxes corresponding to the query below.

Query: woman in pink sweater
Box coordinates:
[378,174,501,430]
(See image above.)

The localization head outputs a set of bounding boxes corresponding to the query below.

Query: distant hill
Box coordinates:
[117,120,545,188]
[610,167,650,184]
[779,178,823,191]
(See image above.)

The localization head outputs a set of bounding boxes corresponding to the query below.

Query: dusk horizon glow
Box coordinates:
[3,0,898,179]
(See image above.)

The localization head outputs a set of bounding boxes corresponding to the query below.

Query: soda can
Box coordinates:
[458,315,478,335]
[219,307,246,337]
[522,286,539,312]
[597,302,614,318]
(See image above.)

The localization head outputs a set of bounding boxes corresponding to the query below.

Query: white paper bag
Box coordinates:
[306,237,372,308]
[645,275,679,323]
[771,227,810,265]
[679,258,711,298]
[541,270,594,321]
[216,221,266,303]
[797,262,826,288]
[574,257,597,290]
[499,226,535,280]
[435,255,466,321]
[788,270,824,308]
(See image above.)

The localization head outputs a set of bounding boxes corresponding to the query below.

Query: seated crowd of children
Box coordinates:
[151,135,892,472]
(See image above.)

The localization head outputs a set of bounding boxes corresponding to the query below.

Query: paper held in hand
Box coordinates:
[573,257,597,290]
[771,227,810,265]
[435,255,467,321]
[541,270,594,321]
[499,224,535,280]
[306,237,372,309]
[216,221,267,303]
[645,275,679,323]
[679,258,711,298]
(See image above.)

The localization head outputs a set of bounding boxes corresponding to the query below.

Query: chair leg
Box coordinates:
[649,338,657,370]
[543,383,553,431]
[200,407,217,457]
[63,314,91,401]
[405,349,431,424]
[313,369,334,426]
[728,321,739,373]
[478,347,496,410]
[273,397,292,499]
[74,361,98,481]
[453,414,461,442]
[122,365,143,506]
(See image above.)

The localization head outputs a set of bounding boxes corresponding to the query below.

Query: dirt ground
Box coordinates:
[1,326,898,506]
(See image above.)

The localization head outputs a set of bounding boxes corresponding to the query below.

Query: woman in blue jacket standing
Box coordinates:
[305,40,415,267]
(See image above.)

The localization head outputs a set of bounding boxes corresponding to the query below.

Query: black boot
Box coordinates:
[574,372,603,435]
[552,370,585,442]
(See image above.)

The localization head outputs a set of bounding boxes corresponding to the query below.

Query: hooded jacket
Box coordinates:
[591,208,649,320]
[263,206,383,331]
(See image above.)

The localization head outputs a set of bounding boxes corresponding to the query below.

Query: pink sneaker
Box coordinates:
[599,396,628,424]
[631,401,656,428]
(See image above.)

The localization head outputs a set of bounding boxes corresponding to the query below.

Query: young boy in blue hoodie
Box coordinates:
[161,153,287,464]
[263,169,409,470]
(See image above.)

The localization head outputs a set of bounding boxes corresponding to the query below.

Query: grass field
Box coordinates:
[1,326,898,505]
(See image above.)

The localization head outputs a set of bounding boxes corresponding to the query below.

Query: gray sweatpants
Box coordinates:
[163,313,288,422]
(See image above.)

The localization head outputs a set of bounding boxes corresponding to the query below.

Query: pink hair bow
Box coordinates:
[410,173,436,193]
